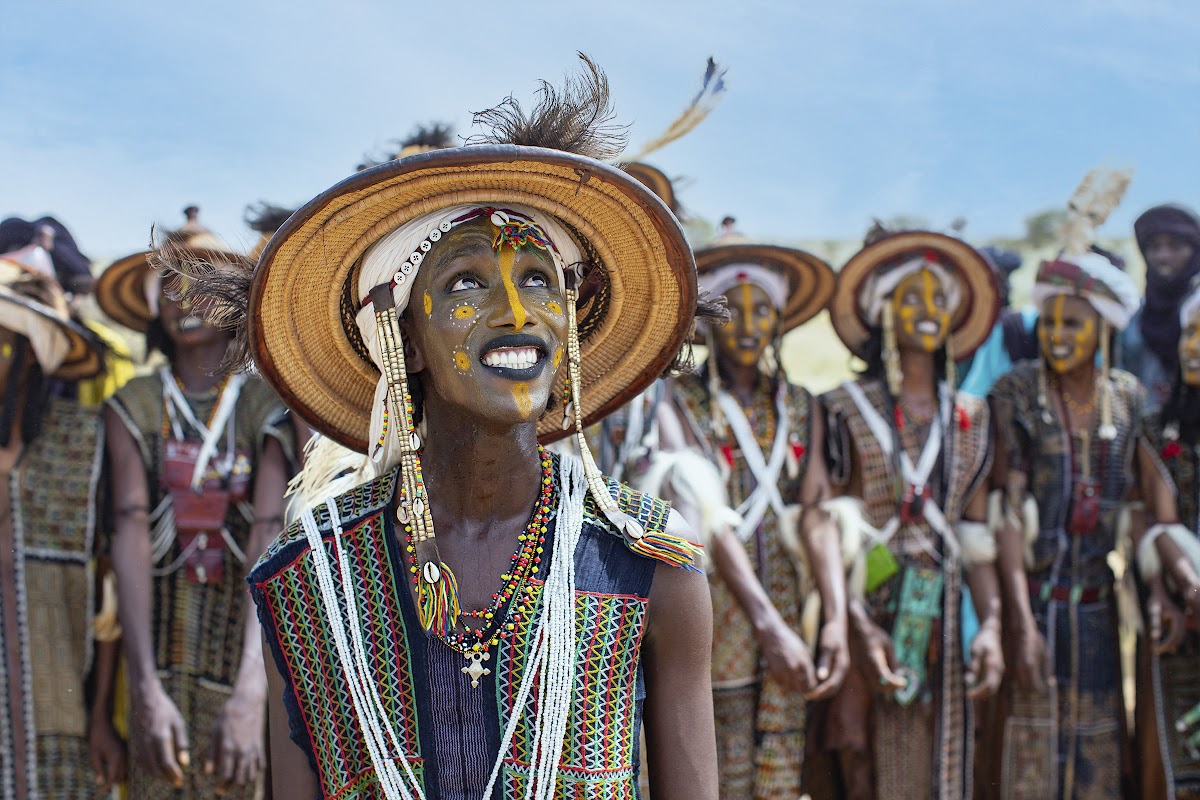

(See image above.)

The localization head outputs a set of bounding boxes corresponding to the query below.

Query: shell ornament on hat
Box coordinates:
[830,229,999,360]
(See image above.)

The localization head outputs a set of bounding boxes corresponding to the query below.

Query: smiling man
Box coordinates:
[819,228,1004,800]
[655,243,848,798]
[162,59,720,800]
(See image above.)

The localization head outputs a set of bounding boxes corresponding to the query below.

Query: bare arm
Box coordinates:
[962,486,1004,699]
[797,402,849,699]
[263,626,319,799]
[88,636,127,791]
[208,435,289,790]
[105,406,189,786]
[643,510,718,799]
[1138,440,1200,607]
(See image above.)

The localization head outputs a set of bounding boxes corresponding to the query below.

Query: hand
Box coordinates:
[849,612,905,694]
[806,619,850,701]
[88,713,127,792]
[1148,585,1187,655]
[206,691,266,794]
[966,623,1004,700]
[1012,624,1051,693]
[757,614,817,695]
[132,681,189,787]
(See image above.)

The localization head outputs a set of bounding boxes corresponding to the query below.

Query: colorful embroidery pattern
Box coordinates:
[256,509,423,798]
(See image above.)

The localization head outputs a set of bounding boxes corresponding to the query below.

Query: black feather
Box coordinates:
[147,227,256,374]
[244,202,296,234]
[467,52,627,161]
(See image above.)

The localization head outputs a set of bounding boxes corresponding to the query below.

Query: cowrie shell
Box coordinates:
[422,562,441,584]
[490,211,509,226]
[410,432,421,451]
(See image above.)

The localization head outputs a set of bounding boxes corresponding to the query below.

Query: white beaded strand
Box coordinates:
[299,506,423,800]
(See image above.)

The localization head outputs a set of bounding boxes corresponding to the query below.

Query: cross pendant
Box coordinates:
[462,650,492,688]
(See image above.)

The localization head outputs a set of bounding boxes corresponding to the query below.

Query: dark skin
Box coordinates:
[266,220,719,798]
[661,281,848,699]
[107,295,288,794]
[1000,298,1196,693]
[1143,231,1196,281]
[0,328,126,797]
[833,281,1003,797]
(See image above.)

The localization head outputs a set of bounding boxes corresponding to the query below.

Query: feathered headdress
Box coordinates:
[1059,168,1133,257]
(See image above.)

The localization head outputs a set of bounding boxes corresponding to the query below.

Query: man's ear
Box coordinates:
[398,318,427,372]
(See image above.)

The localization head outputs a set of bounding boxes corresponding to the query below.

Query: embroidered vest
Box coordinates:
[991,363,1149,582]
[249,461,673,799]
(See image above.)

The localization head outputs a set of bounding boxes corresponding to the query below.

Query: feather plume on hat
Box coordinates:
[1059,168,1133,258]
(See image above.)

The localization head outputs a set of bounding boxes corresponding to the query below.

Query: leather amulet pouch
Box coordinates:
[891,565,944,707]
[1066,477,1101,535]
[162,439,235,584]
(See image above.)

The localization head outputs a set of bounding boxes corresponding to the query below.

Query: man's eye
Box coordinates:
[450,275,482,292]
[934,293,946,307]
[521,272,550,288]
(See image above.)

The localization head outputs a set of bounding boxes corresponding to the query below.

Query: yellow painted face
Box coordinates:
[714,282,778,370]
[422,291,432,317]
[1038,294,1100,374]
[891,268,950,353]
[1181,314,1200,386]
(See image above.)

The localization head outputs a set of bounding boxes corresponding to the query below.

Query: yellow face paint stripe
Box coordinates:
[497,246,528,329]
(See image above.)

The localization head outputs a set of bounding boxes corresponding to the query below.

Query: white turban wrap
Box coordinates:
[1031,252,1140,331]
[699,263,789,311]
[857,254,963,325]
[353,203,583,479]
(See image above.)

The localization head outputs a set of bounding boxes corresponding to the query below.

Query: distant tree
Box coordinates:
[1024,209,1067,248]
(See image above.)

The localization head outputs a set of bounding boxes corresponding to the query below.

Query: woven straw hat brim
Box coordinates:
[96,251,153,332]
[622,163,677,213]
[97,241,237,333]
[250,144,697,453]
[830,231,999,360]
[696,244,835,332]
[0,288,102,380]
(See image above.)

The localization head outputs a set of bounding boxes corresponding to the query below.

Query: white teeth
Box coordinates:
[483,346,540,369]
[916,320,939,335]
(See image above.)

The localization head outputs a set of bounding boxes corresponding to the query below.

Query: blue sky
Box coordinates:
[3,0,1198,261]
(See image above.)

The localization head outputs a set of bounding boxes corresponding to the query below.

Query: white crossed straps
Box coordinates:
[714,383,792,543]
[842,380,960,563]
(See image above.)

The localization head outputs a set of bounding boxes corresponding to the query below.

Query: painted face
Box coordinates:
[891,268,951,353]
[1038,294,1100,374]
[713,282,778,370]
[1181,314,1200,386]
[1144,232,1196,281]
[403,219,567,426]
[158,279,228,349]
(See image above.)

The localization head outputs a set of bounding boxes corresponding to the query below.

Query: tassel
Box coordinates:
[417,559,462,637]
[623,527,703,572]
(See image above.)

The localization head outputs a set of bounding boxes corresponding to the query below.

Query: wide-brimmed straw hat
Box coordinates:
[0,259,102,380]
[830,230,998,359]
[97,219,234,332]
[251,144,697,452]
[696,243,835,332]
[621,162,678,214]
